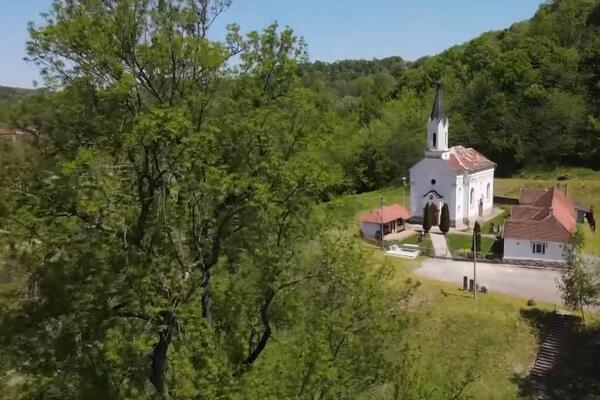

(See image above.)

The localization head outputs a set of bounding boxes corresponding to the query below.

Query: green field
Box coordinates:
[445,233,496,254]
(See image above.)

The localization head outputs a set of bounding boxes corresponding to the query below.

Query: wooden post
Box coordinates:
[463,276,468,291]
[473,228,477,300]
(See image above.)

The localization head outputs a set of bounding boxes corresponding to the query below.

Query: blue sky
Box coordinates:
[1,0,543,88]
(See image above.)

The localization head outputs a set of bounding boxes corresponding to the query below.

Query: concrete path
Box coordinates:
[429,232,450,257]
[414,258,564,304]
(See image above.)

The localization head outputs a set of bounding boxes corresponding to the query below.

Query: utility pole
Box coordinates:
[401,176,407,207]
[380,195,385,249]
[472,221,480,300]
[473,233,477,300]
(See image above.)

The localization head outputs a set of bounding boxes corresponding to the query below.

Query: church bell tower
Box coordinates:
[425,82,449,158]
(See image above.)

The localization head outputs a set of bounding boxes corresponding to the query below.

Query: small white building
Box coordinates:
[409,83,496,228]
[360,204,410,239]
[503,187,576,263]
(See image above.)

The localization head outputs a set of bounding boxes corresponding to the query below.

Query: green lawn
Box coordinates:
[481,206,510,234]
[445,233,496,253]
[396,232,432,249]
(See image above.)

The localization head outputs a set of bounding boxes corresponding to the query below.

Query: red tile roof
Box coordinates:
[519,188,546,204]
[504,187,575,242]
[360,204,410,224]
[446,146,496,172]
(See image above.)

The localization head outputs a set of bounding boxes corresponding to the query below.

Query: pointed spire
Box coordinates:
[430,82,445,120]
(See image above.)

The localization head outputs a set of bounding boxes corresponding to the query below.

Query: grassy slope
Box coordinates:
[330,188,549,399]
[365,244,544,399]
[494,170,600,257]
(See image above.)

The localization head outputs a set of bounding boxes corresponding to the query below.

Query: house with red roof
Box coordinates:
[360,204,410,239]
[503,187,576,263]
[409,83,496,228]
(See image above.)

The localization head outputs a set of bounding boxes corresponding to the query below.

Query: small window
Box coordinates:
[431,179,436,185]
[486,183,490,199]
[432,133,437,148]
[532,242,546,254]
[470,188,474,205]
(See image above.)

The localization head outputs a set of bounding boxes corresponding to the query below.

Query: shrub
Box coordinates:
[423,202,432,232]
[439,203,450,234]
[527,298,536,307]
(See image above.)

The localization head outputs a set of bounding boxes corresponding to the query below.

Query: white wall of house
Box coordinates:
[361,222,381,238]
[503,238,568,263]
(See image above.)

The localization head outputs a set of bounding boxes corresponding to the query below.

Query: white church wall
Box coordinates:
[426,118,448,155]
[409,158,456,222]
[463,168,495,224]
[454,174,464,227]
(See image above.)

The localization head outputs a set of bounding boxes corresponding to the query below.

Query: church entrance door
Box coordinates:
[428,202,439,226]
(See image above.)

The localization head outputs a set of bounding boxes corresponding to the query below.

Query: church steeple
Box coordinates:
[426,82,449,157]
[431,82,445,120]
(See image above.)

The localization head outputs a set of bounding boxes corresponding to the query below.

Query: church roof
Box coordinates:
[446,146,496,172]
[504,187,576,242]
[430,82,445,120]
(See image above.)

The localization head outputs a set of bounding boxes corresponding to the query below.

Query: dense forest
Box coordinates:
[1,0,600,398]
[3,0,600,190]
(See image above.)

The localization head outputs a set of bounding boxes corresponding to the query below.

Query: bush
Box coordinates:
[527,298,536,307]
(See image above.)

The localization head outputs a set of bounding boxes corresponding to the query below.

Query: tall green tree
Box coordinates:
[439,203,450,234]
[559,229,599,324]
[471,221,482,252]
[0,1,412,398]
[422,203,432,233]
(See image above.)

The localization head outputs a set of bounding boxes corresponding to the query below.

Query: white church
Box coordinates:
[409,83,496,228]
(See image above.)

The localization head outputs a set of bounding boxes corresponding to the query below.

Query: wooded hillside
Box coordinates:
[298,0,600,188]
[4,0,600,190]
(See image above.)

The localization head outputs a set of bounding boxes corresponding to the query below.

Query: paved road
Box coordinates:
[415,258,564,304]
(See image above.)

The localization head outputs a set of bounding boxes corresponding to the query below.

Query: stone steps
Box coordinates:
[529,313,578,399]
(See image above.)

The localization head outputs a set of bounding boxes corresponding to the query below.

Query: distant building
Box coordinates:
[503,187,576,263]
[360,204,410,239]
[409,83,496,228]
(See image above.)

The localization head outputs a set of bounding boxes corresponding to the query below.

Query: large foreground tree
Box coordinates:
[0,1,415,398]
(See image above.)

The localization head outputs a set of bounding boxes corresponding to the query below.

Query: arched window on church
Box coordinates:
[486,183,490,200]
[432,133,437,148]
[470,188,474,206]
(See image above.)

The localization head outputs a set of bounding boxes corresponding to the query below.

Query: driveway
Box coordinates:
[429,232,449,257]
[415,258,564,304]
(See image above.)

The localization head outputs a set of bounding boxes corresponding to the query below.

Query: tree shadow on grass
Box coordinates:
[515,308,600,399]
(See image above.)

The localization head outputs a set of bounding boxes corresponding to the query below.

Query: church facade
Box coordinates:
[409,84,496,228]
